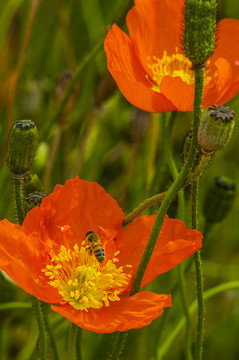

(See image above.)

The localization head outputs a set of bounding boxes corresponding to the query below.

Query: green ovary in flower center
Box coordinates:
[42,244,132,311]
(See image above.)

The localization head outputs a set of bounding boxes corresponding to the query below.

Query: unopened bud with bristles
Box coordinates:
[183,0,217,66]
[24,171,44,196]
[24,191,46,212]
[197,105,235,154]
[6,120,39,175]
[203,176,236,224]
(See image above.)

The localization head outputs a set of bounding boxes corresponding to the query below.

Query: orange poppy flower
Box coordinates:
[0,177,202,333]
[104,0,239,112]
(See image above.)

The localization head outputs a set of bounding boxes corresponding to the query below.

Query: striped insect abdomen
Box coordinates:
[92,244,105,263]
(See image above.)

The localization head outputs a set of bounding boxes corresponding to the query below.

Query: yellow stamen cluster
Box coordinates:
[42,245,132,311]
[146,48,214,90]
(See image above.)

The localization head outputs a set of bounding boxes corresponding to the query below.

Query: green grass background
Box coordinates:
[0,0,238,359]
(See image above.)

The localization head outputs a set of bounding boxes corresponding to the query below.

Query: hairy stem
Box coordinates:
[31,297,47,360]
[158,281,239,358]
[192,180,204,360]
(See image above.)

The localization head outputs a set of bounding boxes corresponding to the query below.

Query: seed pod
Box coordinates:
[183,0,217,66]
[23,171,44,196]
[6,120,39,175]
[203,176,236,224]
[24,191,46,212]
[197,105,235,154]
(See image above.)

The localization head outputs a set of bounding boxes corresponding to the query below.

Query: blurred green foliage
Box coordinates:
[0,0,238,359]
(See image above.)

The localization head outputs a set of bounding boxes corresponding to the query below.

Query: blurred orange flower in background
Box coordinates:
[104,0,239,112]
[0,177,202,333]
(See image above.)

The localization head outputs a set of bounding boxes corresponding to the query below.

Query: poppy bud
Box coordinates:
[23,171,44,196]
[197,105,235,154]
[183,0,217,66]
[6,120,39,175]
[24,191,46,212]
[203,176,236,224]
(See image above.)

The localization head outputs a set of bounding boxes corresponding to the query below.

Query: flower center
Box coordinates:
[42,244,132,311]
[146,48,214,91]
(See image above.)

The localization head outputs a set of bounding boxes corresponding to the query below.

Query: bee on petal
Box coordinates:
[84,231,105,263]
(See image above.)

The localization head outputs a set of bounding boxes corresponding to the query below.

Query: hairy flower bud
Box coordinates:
[24,171,44,196]
[203,176,236,224]
[24,191,46,212]
[197,105,235,154]
[183,0,217,66]
[6,120,39,175]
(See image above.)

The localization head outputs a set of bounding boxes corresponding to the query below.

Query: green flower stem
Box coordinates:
[123,113,211,226]
[0,302,31,311]
[123,191,167,226]
[130,68,204,296]
[31,297,47,360]
[158,281,239,359]
[12,173,54,360]
[122,154,210,226]
[109,332,128,360]
[12,174,25,225]
[164,113,192,360]
[40,302,59,360]
[178,265,193,360]
[187,154,212,185]
[192,180,204,360]
[111,69,204,360]
[67,323,79,360]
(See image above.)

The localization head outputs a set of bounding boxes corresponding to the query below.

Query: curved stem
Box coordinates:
[192,180,204,360]
[123,191,167,226]
[67,323,78,360]
[158,281,239,358]
[165,112,192,360]
[130,67,203,295]
[113,68,204,360]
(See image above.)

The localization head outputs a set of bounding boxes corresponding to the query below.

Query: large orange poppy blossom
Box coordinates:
[104,0,239,112]
[0,177,202,333]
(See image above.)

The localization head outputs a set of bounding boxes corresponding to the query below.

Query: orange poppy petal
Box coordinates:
[104,24,176,112]
[126,0,184,67]
[203,57,233,107]
[214,18,239,75]
[51,291,172,333]
[23,177,124,249]
[0,220,60,303]
[160,76,195,111]
[117,215,202,289]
